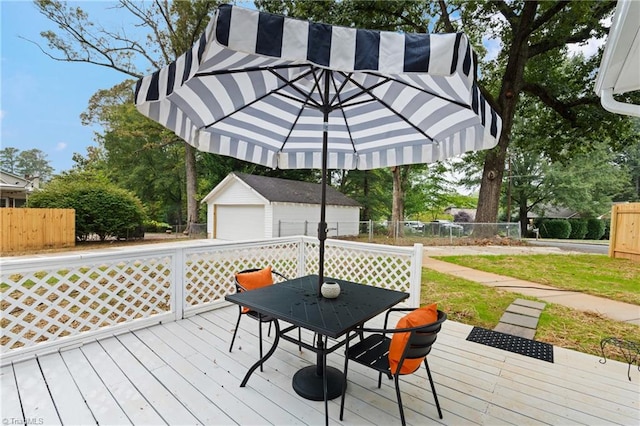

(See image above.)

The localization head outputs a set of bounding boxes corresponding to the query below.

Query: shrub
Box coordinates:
[585,218,606,240]
[568,219,588,239]
[143,220,172,233]
[28,172,146,241]
[601,219,612,240]
[539,219,571,239]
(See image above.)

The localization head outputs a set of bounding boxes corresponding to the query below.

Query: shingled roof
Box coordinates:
[234,172,360,207]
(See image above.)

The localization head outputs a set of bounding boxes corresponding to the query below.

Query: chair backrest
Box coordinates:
[235,267,287,292]
[400,310,447,361]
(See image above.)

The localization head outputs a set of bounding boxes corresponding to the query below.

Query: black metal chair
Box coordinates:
[229,267,301,369]
[339,308,447,425]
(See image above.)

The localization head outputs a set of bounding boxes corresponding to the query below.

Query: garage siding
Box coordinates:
[272,203,360,237]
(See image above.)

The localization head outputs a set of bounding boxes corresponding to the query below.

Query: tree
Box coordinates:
[27,170,146,241]
[0,147,54,181]
[406,163,454,221]
[434,1,638,226]
[0,147,20,173]
[34,0,225,233]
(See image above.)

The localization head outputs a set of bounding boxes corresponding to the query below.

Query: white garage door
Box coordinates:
[216,205,264,240]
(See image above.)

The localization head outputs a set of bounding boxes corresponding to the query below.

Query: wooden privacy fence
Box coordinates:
[609,203,640,262]
[0,208,75,253]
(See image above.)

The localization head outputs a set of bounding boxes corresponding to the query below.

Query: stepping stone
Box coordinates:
[512,298,546,310]
[506,304,543,318]
[499,312,540,329]
[494,299,546,340]
[494,323,536,340]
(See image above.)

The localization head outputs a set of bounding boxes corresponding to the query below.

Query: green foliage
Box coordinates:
[585,218,606,241]
[567,219,587,240]
[0,147,54,182]
[538,219,571,239]
[144,220,172,233]
[27,171,146,241]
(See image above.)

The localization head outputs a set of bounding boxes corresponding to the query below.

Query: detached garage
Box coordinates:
[202,172,361,240]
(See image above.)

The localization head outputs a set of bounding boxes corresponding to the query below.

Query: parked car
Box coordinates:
[431,219,464,231]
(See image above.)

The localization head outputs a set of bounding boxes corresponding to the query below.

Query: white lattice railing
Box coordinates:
[1,237,422,365]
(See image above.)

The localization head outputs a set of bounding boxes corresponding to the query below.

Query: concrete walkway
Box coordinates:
[422,248,640,326]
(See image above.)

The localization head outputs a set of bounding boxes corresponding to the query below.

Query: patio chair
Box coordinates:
[229,267,301,368]
[339,305,446,425]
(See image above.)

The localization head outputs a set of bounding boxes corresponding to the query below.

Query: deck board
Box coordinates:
[38,353,96,425]
[3,305,639,425]
[0,364,23,424]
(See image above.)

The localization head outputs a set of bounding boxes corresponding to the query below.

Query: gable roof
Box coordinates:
[233,172,360,207]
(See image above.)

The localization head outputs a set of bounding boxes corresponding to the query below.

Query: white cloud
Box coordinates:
[55,142,67,151]
[567,37,606,58]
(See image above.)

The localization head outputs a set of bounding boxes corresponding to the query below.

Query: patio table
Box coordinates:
[225,274,408,424]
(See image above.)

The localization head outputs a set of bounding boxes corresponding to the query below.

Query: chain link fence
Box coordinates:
[278,220,521,243]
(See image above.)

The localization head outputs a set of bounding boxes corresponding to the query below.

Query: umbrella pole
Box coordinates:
[317,70,331,297]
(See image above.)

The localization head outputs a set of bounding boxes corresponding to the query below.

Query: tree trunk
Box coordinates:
[475,3,537,232]
[519,202,529,238]
[389,166,404,238]
[184,142,198,235]
[362,170,371,221]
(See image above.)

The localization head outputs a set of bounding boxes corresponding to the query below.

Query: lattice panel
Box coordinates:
[184,240,301,309]
[303,241,413,293]
[1,256,172,352]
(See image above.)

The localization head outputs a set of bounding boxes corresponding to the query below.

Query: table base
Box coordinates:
[292,365,344,401]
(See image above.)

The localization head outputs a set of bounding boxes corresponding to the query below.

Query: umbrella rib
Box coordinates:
[200,67,321,130]
[363,71,470,110]
[329,71,358,156]
[268,68,323,110]
[340,71,438,142]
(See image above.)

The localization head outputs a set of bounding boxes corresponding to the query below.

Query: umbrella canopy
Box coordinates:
[135,4,502,293]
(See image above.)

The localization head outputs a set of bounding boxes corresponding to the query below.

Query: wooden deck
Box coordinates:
[1,305,638,425]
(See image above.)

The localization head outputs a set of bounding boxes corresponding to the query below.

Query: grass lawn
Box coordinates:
[421,258,640,361]
[433,254,640,305]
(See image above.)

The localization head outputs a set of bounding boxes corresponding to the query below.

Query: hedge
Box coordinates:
[539,219,571,239]
[568,219,588,239]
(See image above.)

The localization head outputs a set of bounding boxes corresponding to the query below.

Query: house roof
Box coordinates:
[233,173,360,207]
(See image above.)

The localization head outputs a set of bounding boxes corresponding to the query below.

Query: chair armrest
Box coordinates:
[364,310,447,334]
[272,270,288,281]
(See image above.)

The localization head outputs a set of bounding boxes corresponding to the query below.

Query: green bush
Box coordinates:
[568,219,588,239]
[539,219,571,239]
[585,218,606,240]
[602,219,611,240]
[28,172,146,241]
[143,220,172,233]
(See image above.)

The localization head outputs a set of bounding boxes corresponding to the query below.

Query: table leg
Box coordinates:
[240,320,280,387]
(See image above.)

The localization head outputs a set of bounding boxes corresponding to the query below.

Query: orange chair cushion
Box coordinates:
[236,267,274,313]
[388,303,438,375]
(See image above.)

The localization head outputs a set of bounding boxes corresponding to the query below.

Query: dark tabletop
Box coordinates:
[225,275,409,338]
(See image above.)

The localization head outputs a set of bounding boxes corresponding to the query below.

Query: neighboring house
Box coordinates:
[201,172,361,240]
[528,205,581,220]
[0,171,39,207]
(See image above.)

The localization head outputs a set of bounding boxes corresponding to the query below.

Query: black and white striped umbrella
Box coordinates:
[135,4,501,291]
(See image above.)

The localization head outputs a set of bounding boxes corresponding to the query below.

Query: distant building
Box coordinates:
[201,172,361,240]
[0,171,39,207]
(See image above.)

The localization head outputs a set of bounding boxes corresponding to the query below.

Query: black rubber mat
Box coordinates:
[466,327,554,363]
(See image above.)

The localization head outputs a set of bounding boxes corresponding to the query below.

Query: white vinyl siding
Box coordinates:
[272,203,359,237]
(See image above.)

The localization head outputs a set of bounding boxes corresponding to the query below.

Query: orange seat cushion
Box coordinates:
[388,303,438,375]
[236,267,274,313]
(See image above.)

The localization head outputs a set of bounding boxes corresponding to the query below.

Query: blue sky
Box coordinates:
[1,1,604,176]
[1,1,130,174]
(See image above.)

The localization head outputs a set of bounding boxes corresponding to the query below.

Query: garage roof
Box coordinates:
[234,172,361,207]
